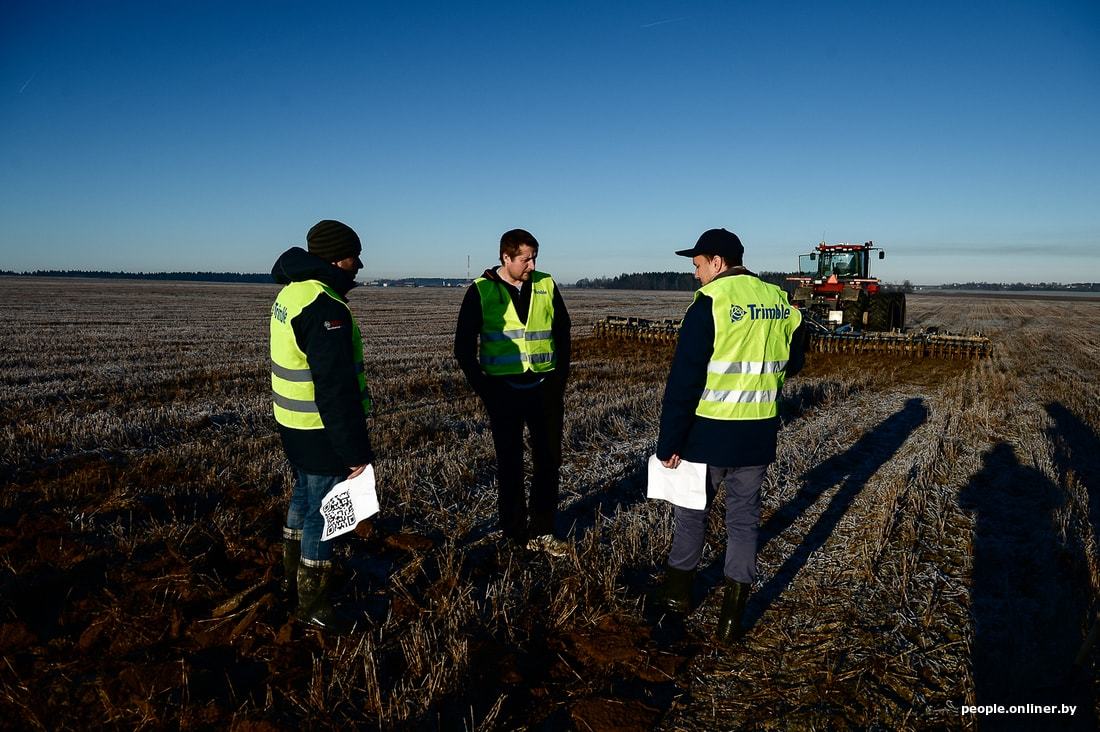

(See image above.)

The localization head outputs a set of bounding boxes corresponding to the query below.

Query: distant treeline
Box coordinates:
[0,270,272,283]
[574,271,795,291]
[3,270,1094,291]
[370,278,467,287]
[936,281,1100,292]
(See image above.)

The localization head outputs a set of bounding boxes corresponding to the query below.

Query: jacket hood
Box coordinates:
[271,247,358,295]
[478,266,517,305]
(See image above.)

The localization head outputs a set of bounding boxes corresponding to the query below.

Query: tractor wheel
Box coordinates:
[894,293,907,329]
[842,302,865,330]
[867,293,905,331]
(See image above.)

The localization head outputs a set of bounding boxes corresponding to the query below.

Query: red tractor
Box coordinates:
[788,241,905,333]
[593,238,991,359]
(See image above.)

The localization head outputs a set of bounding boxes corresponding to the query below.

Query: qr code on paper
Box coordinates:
[321,490,356,535]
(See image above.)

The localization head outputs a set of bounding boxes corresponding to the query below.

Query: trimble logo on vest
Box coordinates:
[730,303,791,322]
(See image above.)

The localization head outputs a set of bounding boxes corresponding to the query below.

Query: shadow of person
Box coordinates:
[1045,402,1100,690]
[1045,401,1100,560]
[701,397,928,631]
[960,441,1095,731]
[561,459,649,542]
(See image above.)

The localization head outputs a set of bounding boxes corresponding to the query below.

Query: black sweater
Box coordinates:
[271,247,373,475]
[453,266,571,395]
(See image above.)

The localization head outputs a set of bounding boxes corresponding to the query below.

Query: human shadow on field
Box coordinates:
[718,397,928,632]
[959,441,1095,731]
[559,460,650,541]
[778,379,853,426]
[1046,402,1100,565]
[1045,401,1100,681]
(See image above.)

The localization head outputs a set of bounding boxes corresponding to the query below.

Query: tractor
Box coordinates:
[787,241,906,333]
[592,238,991,360]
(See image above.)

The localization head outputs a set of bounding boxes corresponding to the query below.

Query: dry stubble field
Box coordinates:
[1,277,1098,730]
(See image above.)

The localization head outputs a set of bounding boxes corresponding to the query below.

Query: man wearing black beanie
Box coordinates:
[269,219,372,634]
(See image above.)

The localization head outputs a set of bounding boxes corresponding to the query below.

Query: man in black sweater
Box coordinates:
[454,229,571,557]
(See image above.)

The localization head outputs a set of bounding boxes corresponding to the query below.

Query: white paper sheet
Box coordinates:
[319,465,379,540]
[646,455,708,509]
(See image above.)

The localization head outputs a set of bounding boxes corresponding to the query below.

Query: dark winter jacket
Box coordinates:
[271,247,373,475]
[656,268,807,468]
[454,266,571,396]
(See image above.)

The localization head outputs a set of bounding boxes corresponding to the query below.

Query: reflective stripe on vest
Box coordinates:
[693,275,802,420]
[476,271,557,375]
[270,280,371,429]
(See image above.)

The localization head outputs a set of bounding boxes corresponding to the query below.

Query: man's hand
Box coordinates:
[348,465,367,479]
[661,454,682,469]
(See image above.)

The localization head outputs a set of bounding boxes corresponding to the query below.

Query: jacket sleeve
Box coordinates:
[656,296,713,461]
[293,296,373,467]
[785,320,808,379]
[551,286,571,387]
[454,285,487,394]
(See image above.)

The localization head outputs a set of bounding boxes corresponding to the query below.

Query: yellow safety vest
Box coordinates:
[694,275,802,420]
[270,280,371,429]
[476,271,557,375]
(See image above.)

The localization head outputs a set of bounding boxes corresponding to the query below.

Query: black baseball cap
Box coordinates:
[675,228,744,261]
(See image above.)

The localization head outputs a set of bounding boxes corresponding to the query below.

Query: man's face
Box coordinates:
[502,244,537,283]
[692,254,723,285]
[334,254,363,275]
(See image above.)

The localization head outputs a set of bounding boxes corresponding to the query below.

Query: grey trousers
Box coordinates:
[667,464,768,584]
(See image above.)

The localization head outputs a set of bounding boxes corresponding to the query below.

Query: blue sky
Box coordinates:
[2,0,1098,284]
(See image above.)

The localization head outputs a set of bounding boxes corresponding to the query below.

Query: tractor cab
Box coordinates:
[797,242,882,281]
[788,240,904,333]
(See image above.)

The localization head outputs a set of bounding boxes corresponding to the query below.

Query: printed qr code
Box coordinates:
[322,491,356,533]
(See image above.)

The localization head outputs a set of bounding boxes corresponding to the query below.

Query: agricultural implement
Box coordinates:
[593,241,992,360]
[787,241,990,359]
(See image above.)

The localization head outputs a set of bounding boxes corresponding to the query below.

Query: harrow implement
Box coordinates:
[806,329,992,359]
[592,316,992,360]
[592,316,681,342]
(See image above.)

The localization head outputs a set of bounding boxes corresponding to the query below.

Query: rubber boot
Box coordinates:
[280,537,301,602]
[296,563,356,635]
[654,566,695,614]
[716,580,750,644]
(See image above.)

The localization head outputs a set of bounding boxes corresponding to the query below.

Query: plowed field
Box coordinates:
[1,278,1097,730]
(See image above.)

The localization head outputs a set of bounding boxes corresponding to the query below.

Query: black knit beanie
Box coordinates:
[307,220,361,262]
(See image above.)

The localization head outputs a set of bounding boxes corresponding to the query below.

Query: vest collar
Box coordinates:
[713,265,756,281]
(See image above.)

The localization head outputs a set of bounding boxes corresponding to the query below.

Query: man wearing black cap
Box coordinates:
[270,219,373,634]
[653,228,806,644]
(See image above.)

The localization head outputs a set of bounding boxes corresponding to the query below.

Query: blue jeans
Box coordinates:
[285,468,345,565]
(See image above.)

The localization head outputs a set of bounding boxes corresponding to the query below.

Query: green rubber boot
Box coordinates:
[280,536,301,602]
[654,566,695,615]
[296,563,356,635]
[716,580,750,644]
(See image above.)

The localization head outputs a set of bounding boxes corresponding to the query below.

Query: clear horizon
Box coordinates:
[2,1,1097,285]
[2,269,1098,289]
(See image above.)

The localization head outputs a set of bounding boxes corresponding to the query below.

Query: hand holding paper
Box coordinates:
[646,455,707,509]
[319,465,379,541]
